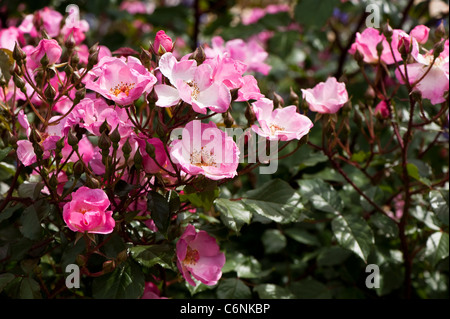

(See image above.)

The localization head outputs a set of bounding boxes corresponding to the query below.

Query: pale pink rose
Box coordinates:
[153,30,173,54]
[241,8,266,25]
[63,186,115,234]
[155,52,231,113]
[301,77,349,114]
[349,28,384,64]
[170,120,240,180]
[120,0,155,14]
[205,36,271,75]
[0,27,24,51]
[19,8,63,38]
[176,224,225,286]
[61,136,94,165]
[395,39,449,105]
[85,56,157,106]
[28,39,62,70]
[17,110,31,137]
[374,100,390,118]
[251,98,313,141]
[61,19,89,45]
[410,25,430,44]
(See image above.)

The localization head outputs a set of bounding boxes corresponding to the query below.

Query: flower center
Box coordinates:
[110,81,135,97]
[187,81,200,100]
[183,246,200,265]
[190,146,217,167]
[269,123,285,135]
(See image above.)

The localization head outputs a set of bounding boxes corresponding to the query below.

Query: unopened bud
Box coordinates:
[67,130,79,148]
[433,40,445,58]
[190,46,206,65]
[145,142,155,158]
[100,119,111,135]
[122,138,132,158]
[223,111,234,128]
[41,29,50,40]
[74,87,86,104]
[156,123,166,138]
[98,132,111,151]
[382,23,393,41]
[133,150,143,169]
[411,90,422,102]
[73,160,84,178]
[289,87,299,107]
[102,260,116,273]
[89,43,99,55]
[71,53,79,67]
[230,88,240,102]
[13,75,26,89]
[56,137,65,151]
[110,126,121,147]
[376,41,384,58]
[44,84,57,101]
[273,92,284,108]
[65,33,76,50]
[40,53,49,67]
[87,50,99,69]
[398,36,412,58]
[354,49,364,65]
[147,88,158,105]
[13,42,27,62]
[245,104,257,126]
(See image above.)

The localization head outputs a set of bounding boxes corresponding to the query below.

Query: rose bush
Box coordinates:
[0,0,448,300]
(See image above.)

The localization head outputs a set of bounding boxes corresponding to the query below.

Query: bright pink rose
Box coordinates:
[176,224,225,286]
[120,0,155,14]
[410,25,430,44]
[170,120,240,180]
[141,282,167,299]
[349,28,384,64]
[61,19,89,45]
[28,39,62,69]
[135,135,169,174]
[153,30,173,54]
[301,77,349,114]
[63,186,115,234]
[0,27,24,51]
[251,98,313,141]
[374,100,390,118]
[85,56,157,105]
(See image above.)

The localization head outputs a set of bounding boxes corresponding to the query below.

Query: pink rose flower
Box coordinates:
[141,282,167,299]
[62,186,115,234]
[155,52,231,113]
[374,100,390,118]
[301,77,349,114]
[19,7,63,38]
[85,56,157,106]
[170,120,240,180]
[153,30,173,54]
[28,39,62,70]
[120,0,155,15]
[176,224,225,286]
[251,98,313,141]
[0,27,24,51]
[395,39,449,105]
[410,25,430,44]
[61,19,90,45]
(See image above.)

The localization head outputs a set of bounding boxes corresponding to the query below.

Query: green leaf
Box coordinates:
[289,279,332,299]
[60,237,86,270]
[0,48,14,83]
[129,244,174,270]
[429,190,449,226]
[19,277,41,299]
[425,232,449,267]
[92,260,145,299]
[242,179,305,223]
[217,278,252,299]
[284,228,320,246]
[406,163,431,187]
[0,203,23,222]
[215,198,252,232]
[222,252,263,279]
[20,205,42,240]
[332,214,374,262]
[254,284,294,299]
[0,162,15,181]
[317,246,352,267]
[294,0,338,28]
[0,273,15,292]
[262,229,287,254]
[369,213,399,237]
[147,191,171,235]
[0,146,12,162]
[298,179,343,214]
[268,31,299,59]
[18,182,44,200]
[182,182,219,211]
